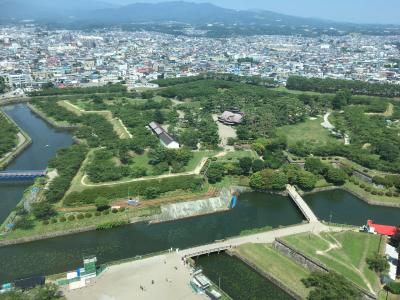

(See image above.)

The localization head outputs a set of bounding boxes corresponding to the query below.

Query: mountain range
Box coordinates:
[0,0,398,37]
[0,0,341,25]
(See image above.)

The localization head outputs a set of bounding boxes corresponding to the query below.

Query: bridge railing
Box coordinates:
[182,245,232,259]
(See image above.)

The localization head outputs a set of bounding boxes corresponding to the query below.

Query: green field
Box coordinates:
[0,205,161,242]
[217,150,258,162]
[281,231,382,292]
[234,243,311,298]
[277,117,340,146]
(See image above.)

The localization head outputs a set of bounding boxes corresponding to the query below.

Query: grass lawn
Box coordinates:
[211,175,250,189]
[281,231,382,292]
[59,100,131,139]
[344,181,400,205]
[184,150,217,172]
[217,150,258,162]
[0,206,161,242]
[277,117,340,147]
[234,243,311,299]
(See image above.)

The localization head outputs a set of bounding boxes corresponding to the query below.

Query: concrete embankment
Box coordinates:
[27,103,79,130]
[151,188,232,223]
[0,189,233,247]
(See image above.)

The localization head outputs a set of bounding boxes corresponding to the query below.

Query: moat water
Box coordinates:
[0,104,73,223]
[1,104,399,294]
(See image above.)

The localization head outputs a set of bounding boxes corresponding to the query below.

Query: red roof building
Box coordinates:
[367,220,398,236]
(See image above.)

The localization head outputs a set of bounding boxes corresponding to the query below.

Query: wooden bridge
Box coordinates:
[0,170,46,181]
[286,184,319,223]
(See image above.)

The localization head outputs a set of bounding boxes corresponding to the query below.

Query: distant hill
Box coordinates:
[0,1,399,36]
[0,0,114,21]
[88,1,320,25]
[0,0,335,25]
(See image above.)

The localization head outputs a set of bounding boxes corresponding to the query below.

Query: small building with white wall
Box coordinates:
[149,122,180,149]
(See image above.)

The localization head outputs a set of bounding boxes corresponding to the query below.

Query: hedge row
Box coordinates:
[63,175,204,206]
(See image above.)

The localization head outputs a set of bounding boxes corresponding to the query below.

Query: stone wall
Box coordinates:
[273,239,329,273]
[273,239,377,300]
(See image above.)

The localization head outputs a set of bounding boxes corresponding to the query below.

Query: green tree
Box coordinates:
[31,202,56,220]
[305,158,328,175]
[325,168,348,185]
[332,89,352,109]
[13,216,34,230]
[366,253,389,273]
[239,157,253,175]
[252,159,265,172]
[297,171,318,191]
[154,109,165,124]
[249,172,264,190]
[302,272,361,300]
[207,163,225,184]
[271,171,289,190]
[95,197,110,211]
[180,129,199,149]
[250,169,287,191]
[143,187,161,199]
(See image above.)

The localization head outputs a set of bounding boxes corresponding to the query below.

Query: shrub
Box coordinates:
[386,192,393,197]
[63,175,203,206]
[103,210,110,215]
[96,220,128,230]
[365,187,372,192]
[59,216,67,222]
[67,215,75,221]
[377,191,384,196]
[77,213,84,220]
[31,202,56,220]
[119,207,126,212]
[50,218,58,224]
[371,191,377,195]
[85,212,92,218]
[95,211,101,216]
[354,181,360,186]
[360,184,366,189]
[95,197,110,212]
[144,187,161,199]
[366,253,389,273]
[111,208,118,214]
[42,220,49,225]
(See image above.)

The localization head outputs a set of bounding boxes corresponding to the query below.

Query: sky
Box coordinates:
[111,0,400,24]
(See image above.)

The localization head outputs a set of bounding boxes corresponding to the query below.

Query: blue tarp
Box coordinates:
[231,195,237,208]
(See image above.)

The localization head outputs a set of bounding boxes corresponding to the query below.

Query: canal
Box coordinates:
[195,253,293,300]
[1,103,400,292]
[0,104,73,223]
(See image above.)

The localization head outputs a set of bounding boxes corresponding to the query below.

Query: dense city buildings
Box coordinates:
[0,25,399,93]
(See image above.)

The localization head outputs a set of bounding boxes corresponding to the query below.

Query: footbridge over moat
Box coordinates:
[286,184,319,223]
[180,185,321,259]
[0,170,46,181]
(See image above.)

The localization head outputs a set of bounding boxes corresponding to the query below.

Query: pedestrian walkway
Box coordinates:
[286,184,319,222]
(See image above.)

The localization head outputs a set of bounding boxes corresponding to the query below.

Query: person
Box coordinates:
[151,280,154,285]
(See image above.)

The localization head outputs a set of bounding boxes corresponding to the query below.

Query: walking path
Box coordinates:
[64,222,338,300]
[180,221,329,258]
[80,157,209,187]
[321,112,335,130]
[286,185,319,222]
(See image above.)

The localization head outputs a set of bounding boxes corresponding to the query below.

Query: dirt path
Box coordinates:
[80,157,209,187]
[60,100,133,139]
[315,235,375,293]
